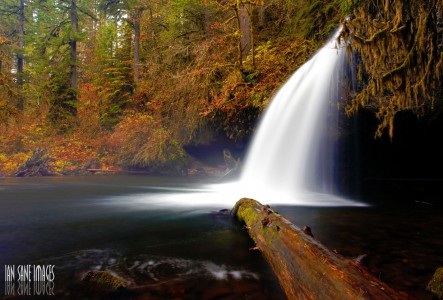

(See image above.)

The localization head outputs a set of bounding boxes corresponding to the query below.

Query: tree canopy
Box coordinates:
[0,0,442,175]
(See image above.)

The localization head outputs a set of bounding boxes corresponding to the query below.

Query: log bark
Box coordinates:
[232,198,407,300]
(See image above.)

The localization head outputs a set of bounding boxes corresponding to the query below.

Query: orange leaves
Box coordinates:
[0,152,30,176]
[50,136,94,161]
[0,107,49,175]
[108,113,187,169]
[0,107,49,154]
[46,133,108,174]
[0,35,9,45]
[77,83,104,137]
[0,88,112,176]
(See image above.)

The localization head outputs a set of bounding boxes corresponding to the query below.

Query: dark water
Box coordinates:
[0,176,442,299]
[0,176,283,299]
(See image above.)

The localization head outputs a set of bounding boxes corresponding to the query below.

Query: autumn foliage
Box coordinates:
[108,113,187,174]
[0,0,361,176]
[2,0,440,176]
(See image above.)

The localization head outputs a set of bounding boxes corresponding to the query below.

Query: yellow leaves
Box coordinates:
[108,113,186,169]
[0,152,31,176]
[49,160,73,174]
[0,35,9,45]
[51,138,94,161]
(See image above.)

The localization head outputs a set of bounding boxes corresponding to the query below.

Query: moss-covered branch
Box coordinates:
[351,24,390,43]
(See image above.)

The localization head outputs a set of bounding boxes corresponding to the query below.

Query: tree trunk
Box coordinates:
[232,198,408,300]
[234,2,243,68]
[257,5,264,28]
[70,0,78,91]
[246,4,255,68]
[239,1,251,59]
[133,7,142,89]
[16,0,25,110]
[437,1,443,53]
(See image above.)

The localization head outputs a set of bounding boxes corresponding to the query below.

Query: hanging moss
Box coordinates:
[342,0,443,138]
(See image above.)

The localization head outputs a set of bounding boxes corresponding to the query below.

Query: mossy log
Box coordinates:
[232,198,407,300]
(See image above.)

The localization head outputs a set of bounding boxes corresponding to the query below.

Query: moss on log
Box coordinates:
[427,267,443,299]
[232,198,407,300]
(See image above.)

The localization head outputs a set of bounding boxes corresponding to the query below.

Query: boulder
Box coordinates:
[427,267,443,299]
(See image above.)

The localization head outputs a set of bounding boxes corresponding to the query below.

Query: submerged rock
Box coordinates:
[210,208,231,216]
[427,267,443,299]
[82,270,127,290]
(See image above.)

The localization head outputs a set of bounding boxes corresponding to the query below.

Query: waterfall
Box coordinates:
[145,27,366,208]
[233,27,361,206]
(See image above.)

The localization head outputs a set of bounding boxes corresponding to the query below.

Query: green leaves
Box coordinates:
[336,0,359,15]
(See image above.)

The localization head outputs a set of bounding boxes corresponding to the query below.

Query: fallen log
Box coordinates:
[87,168,121,173]
[232,198,407,300]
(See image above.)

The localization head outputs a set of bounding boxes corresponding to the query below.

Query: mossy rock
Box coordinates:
[427,267,443,299]
[82,270,127,290]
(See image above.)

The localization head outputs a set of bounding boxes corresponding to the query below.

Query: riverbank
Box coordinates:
[0,145,235,179]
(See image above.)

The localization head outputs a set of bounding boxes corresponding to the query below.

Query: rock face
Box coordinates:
[232,198,407,300]
[427,267,443,299]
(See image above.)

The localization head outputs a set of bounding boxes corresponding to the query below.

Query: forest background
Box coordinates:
[0,0,442,176]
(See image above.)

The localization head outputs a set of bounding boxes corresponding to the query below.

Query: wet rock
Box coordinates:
[82,270,127,290]
[219,149,241,180]
[427,267,443,299]
[187,158,224,177]
[210,208,231,216]
[223,149,240,170]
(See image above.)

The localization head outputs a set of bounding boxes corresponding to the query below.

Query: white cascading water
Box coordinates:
[235,27,356,206]
[119,27,366,209]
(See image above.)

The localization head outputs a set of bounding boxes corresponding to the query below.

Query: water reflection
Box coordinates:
[0,176,285,299]
[1,175,442,299]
